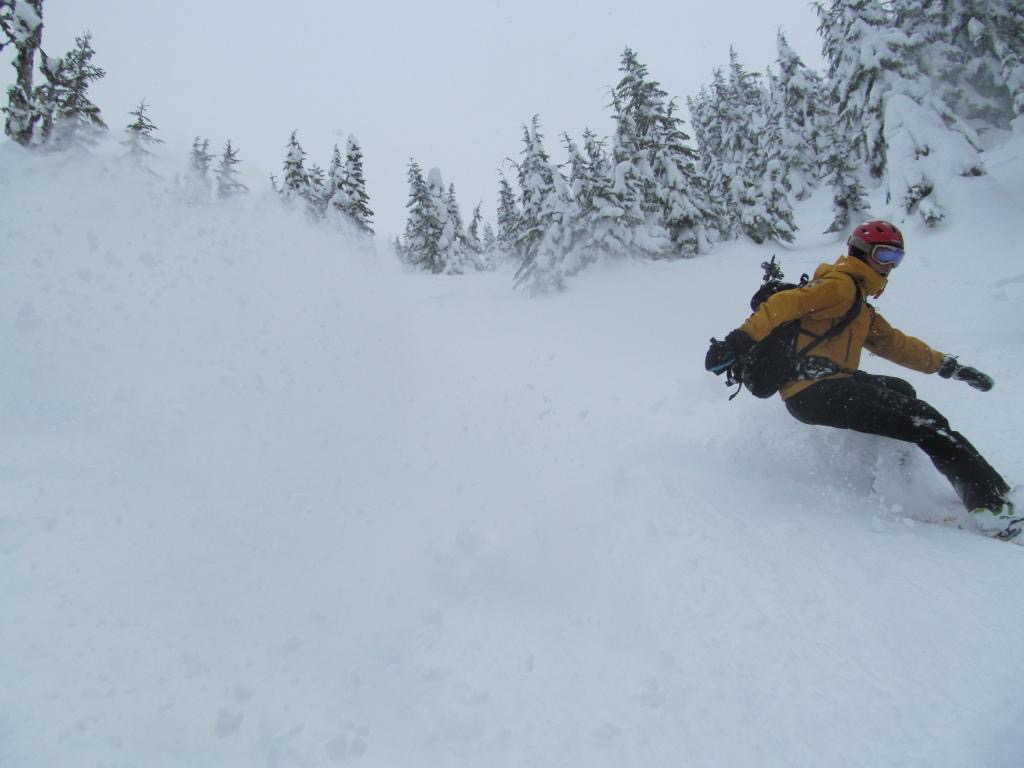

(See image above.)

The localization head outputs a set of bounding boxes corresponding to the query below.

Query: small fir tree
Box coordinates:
[340,136,374,235]
[431,172,468,274]
[481,221,497,265]
[305,163,328,220]
[185,136,215,203]
[466,202,485,261]
[513,117,579,292]
[215,140,248,199]
[495,173,521,262]
[401,159,443,273]
[122,99,162,170]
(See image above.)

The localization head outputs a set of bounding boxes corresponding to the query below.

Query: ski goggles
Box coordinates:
[867,244,905,272]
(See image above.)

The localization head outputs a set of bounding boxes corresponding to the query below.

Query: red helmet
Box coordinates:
[848,220,904,252]
[848,220,905,274]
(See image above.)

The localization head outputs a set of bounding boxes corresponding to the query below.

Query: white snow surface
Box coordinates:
[2,138,1023,767]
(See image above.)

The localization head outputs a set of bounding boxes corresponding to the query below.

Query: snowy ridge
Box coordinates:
[1,135,1023,767]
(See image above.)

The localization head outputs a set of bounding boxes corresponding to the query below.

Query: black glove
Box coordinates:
[938,354,994,392]
[705,330,755,375]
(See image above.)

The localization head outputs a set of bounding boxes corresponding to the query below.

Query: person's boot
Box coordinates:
[971,501,1023,542]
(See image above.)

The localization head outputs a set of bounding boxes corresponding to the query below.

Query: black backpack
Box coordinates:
[733,257,863,398]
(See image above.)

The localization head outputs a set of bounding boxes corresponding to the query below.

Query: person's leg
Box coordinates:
[786,375,1009,510]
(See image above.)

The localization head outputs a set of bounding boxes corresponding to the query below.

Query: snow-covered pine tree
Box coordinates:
[819,0,986,225]
[401,159,443,273]
[560,130,621,264]
[687,70,733,239]
[906,0,1024,125]
[466,202,485,263]
[306,163,328,220]
[481,221,497,265]
[980,0,1024,118]
[445,183,468,263]
[495,173,521,263]
[579,129,636,256]
[429,171,467,274]
[822,122,870,232]
[608,48,671,257]
[757,81,798,243]
[185,136,214,203]
[340,136,373,235]
[710,48,794,244]
[773,32,830,198]
[513,116,579,292]
[277,130,310,209]
[215,140,248,199]
[649,99,715,255]
[1,0,43,145]
[35,31,107,150]
[326,144,349,223]
[122,99,162,171]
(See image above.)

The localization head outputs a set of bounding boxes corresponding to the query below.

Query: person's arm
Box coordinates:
[864,309,944,373]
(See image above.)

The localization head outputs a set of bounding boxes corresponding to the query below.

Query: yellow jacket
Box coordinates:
[739,255,945,399]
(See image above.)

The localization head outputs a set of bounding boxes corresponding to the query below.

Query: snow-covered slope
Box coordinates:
[2,139,1023,768]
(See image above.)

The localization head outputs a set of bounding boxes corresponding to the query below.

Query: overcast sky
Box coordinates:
[7,1,826,239]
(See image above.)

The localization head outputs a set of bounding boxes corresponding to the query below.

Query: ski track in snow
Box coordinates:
[1,138,1023,767]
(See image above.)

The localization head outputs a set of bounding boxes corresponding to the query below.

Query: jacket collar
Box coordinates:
[825,253,888,298]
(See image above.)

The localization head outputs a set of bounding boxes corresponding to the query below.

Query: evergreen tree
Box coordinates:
[688,73,732,239]
[122,99,162,169]
[608,48,671,257]
[722,50,764,241]
[816,0,983,224]
[650,99,715,254]
[822,123,870,233]
[277,130,314,212]
[513,117,580,292]
[495,172,521,262]
[466,202,485,261]
[481,221,497,265]
[895,0,1023,125]
[445,183,467,255]
[326,144,349,222]
[430,172,468,274]
[185,136,214,203]
[560,130,629,262]
[35,31,106,149]
[325,138,373,234]
[281,130,307,197]
[699,48,795,244]
[773,32,830,198]
[579,128,636,256]
[306,163,328,219]
[1,0,43,145]
[976,0,1024,117]
[340,136,374,234]
[401,159,443,273]
[609,48,713,256]
[757,83,798,243]
[215,140,248,199]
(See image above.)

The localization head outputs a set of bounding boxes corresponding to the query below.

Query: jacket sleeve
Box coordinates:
[739,275,854,342]
[864,308,944,373]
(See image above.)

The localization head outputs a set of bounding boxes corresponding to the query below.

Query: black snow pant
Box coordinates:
[785,371,1009,511]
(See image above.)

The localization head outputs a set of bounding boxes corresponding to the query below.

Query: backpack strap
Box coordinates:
[794,274,863,358]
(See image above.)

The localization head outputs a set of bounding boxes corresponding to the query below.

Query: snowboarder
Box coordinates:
[705,220,1021,540]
